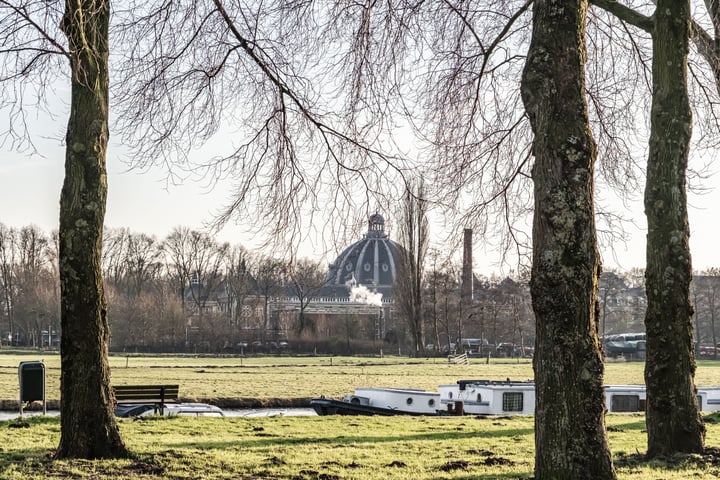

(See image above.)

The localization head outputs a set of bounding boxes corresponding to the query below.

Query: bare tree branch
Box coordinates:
[589,0,653,32]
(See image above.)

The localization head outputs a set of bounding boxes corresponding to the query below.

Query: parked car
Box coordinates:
[699,345,719,358]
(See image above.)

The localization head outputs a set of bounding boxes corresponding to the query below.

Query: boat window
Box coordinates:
[611,395,640,412]
[406,397,413,405]
[476,393,482,403]
[428,399,435,407]
[502,392,524,412]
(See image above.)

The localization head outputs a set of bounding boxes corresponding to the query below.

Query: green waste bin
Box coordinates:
[18,361,46,416]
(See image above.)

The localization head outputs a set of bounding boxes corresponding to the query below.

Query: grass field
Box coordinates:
[2,412,720,479]
[3,351,720,404]
[3,352,720,478]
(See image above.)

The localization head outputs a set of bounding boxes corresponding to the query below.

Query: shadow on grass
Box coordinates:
[146,449,535,480]
[0,449,166,479]
[606,418,646,432]
[431,473,533,480]
[166,424,535,451]
[608,412,720,435]
[0,415,57,427]
[0,447,50,467]
[613,447,720,473]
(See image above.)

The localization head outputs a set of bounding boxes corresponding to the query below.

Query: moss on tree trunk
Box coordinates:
[521,0,615,478]
[55,0,128,459]
[644,0,705,457]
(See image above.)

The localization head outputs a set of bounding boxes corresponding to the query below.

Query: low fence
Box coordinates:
[448,353,469,365]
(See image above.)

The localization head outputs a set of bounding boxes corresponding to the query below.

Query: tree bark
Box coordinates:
[644,0,705,457]
[55,0,129,459]
[521,1,615,478]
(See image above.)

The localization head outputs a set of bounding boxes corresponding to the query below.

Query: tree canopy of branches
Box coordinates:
[111,0,414,255]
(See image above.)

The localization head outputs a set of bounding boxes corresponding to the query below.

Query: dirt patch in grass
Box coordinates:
[8,420,30,428]
[266,455,286,465]
[466,449,496,456]
[439,460,468,471]
[295,470,341,480]
[482,456,515,466]
[121,460,166,475]
[685,447,720,468]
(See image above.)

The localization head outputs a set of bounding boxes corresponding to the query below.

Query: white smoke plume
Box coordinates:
[349,284,383,307]
[346,275,383,307]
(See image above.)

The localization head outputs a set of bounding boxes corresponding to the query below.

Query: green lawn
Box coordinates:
[2,413,720,479]
[3,352,720,404]
[3,352,720,478]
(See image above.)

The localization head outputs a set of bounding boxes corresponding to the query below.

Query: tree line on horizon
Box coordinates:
[4,221,720,358]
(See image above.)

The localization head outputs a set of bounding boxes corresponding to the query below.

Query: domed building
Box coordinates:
[266,212,404,346]
[325,212,404,301]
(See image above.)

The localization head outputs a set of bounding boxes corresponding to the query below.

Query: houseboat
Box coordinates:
[313,380,720,417]
[311,387,441,416]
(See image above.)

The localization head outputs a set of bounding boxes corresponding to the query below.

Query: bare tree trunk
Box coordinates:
[396,181,429,356]
[521,0,614,477]
[55,0,128,459]
[712,307,717,360]
[644,0,705,457]
[0,226,17,346]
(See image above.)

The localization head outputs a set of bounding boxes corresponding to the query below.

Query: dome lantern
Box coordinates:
[367,212,386,238]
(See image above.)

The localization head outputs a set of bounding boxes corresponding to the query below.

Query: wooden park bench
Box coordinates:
[112,384,179,415]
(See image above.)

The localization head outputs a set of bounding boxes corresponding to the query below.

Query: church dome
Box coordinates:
[326,213,403,301]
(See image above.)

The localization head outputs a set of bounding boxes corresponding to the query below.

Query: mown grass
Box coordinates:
[2,413,720,479]
[3,352,720,478]
[4,351,720,403]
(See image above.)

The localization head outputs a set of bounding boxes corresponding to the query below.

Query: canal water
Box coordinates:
[0,408,316,421]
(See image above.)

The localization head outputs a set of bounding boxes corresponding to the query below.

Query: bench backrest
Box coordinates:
[113,384,179,403]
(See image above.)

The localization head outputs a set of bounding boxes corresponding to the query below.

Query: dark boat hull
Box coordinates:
[310,398,421,416]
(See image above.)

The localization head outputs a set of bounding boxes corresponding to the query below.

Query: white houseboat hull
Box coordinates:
[347,387,441,415]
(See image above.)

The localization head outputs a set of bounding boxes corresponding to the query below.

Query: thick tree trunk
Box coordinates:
[521,1,615,478]
[644,0,705,457]
[55,0,129,459]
